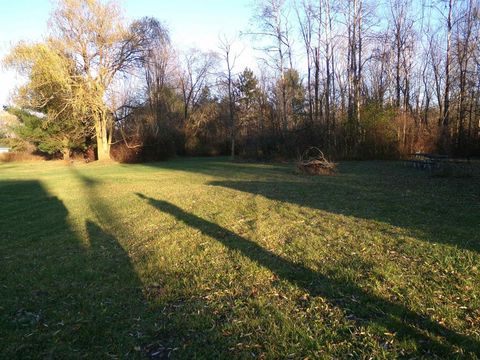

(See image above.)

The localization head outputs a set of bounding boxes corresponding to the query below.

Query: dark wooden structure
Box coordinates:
[404,153,472,176]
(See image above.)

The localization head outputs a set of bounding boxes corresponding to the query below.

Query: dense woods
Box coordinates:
[3,0,480,161]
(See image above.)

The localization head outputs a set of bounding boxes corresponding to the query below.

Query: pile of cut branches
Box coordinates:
[296,147,337,175]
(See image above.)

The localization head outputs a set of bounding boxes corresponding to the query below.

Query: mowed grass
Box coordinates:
[0,158,479,359]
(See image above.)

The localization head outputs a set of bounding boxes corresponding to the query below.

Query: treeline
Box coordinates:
[3,0,480,161]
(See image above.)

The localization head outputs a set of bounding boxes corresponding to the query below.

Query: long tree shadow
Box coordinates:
[133,157,293,179]
[139,159,480,252]
[207,175,480,253]
[68,168,241,357]
[137,194,480,357]
[0,180,147,358]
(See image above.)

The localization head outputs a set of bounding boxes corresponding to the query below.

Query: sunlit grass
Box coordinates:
[1,158,479,358]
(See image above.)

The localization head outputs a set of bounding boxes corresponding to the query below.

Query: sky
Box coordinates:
[0,0,256,107]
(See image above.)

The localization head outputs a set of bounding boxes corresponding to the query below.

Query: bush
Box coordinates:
[111,128,184,163]
[0,152,46,162]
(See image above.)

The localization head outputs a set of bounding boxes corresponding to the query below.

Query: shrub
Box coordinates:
[0,152,46,162]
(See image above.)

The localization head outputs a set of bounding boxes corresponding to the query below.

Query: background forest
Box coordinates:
[2,0,480,161]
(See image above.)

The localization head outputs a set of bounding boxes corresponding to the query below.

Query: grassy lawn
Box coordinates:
[1,158,479,359]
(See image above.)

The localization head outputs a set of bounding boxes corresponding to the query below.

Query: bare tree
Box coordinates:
[249,0,294,135]
[295,0,315,125]
[178,49,218,122]
[132,17,172,126]
[442,0,454,145]
[218,35,241,160]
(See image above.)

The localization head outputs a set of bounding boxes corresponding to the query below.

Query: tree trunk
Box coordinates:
[63,148,70,161]
[442,0,453,148]
[96,134,110,161]
[96,114,111,161]
[314,47,320,123]
[228,69,235,160]
[230,136,235,160]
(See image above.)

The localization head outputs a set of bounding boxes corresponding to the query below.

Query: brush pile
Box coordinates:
[296,147,337,175]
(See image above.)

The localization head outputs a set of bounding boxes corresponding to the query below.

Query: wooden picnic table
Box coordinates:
[404,152,472,176]
[405,153,443,170]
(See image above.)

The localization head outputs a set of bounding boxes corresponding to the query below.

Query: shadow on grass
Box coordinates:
[140,159,480,252]
[68,169,238,357]
[137,193,480,357]
[0,180,147,357]
[134,156,292,178]
[209,179,479,253]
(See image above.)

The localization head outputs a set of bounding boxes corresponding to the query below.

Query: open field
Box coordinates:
[0,158,479,358]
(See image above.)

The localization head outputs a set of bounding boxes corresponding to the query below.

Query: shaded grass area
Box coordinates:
[0,158,479,358]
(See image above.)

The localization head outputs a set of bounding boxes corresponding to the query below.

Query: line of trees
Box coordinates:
[3,0,480,161]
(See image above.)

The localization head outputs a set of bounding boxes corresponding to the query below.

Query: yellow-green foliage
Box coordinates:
[4,42,90,155]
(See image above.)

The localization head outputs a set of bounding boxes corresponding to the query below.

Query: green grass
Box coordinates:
[1,158,479,359]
